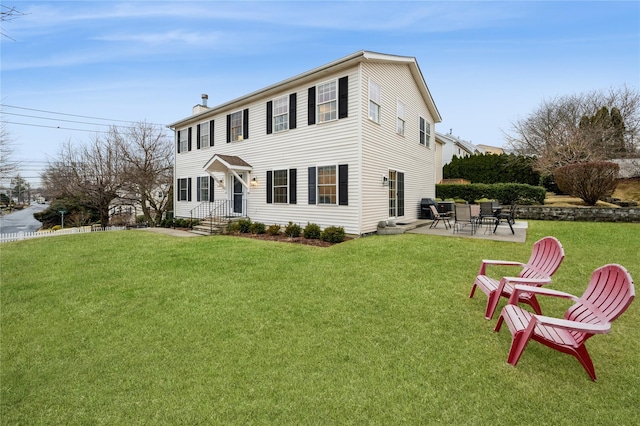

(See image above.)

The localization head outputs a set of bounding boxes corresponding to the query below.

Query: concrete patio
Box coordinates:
[380,219,528,243]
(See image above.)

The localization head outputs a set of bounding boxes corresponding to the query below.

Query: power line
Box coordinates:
[3,111,144,130]
[1,104,166,127]
[3,121,111,134]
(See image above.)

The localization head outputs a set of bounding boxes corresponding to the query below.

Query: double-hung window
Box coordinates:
[177,178,190,201]
[230,111,243,141]
[198,176,210,202]
[317,165,337,205]
[179,130,188,152]
[317,80,337,123]
[424,119,431,147]
[273,96,289,133]
[397,100,405,136]
[273,170,288,203]
[369,80,381,123]
[200,122,209,148]
[419,117,427,146]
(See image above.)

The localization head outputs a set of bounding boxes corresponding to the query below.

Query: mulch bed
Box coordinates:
[232,232,352,247]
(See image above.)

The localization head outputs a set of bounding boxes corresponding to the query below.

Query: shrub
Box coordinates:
[237,218,252,233]
[226,221,241,234]
[284,221,302,238]
[554,162,619,206]
[51,225,62,231]
[321,226,346,243]
[250,222,266,234]
[436,183,546,204]
[303,223,321,239]
[266,224,281,236]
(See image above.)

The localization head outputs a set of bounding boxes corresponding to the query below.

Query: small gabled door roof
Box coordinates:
[203,154,253,173]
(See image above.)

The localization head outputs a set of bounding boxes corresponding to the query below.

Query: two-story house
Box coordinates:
[168,51,442,235]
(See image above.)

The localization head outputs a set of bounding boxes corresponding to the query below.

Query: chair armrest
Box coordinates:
[508,284,579,305]
[478,260,524,275]
[503,276,552,285]
[534,315,611,334]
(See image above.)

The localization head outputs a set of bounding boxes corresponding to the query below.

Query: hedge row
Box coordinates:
[435,183,546,204]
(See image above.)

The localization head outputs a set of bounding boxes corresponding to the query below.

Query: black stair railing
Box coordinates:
[190,200,248,234]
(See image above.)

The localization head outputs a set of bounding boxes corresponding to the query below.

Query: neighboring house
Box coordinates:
[109,185,170,226]
[476,144,505,155]
[436,131,485,166]
[168,51,442,235]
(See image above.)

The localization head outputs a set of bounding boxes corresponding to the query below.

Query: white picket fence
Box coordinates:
[0,226,127,243]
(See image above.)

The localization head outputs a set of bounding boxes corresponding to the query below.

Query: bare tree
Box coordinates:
[505,86,640,175]
[114,122,174,226]
[42,135,125,227]
[1,5,27,40]
[0,121,18,181]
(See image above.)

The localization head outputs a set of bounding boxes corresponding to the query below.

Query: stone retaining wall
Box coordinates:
[515,206,640,223]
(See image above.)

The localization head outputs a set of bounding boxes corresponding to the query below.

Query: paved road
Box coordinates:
[0,204,49,234]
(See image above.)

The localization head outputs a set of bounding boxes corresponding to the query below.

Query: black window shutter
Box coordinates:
[197,177,201,201]
[308,167,316,205]
[243,108,249,140]
[308,87,316,125]
[289,168,297,204]
[209,120,215,146]
[187,178,192,202]
[289,93,297,129]
[209,176,215,201]
[338,164,348,206]
[266,171,273,204]
[398,172,405,216]
[188,127,192,151]
[266,101,273,135]
[419,117,425,145]
[338,76,348,119]
[226,114,231,143]
[177,130,181,153]
[196,124,201,150]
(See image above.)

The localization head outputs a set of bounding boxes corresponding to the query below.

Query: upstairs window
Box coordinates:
[397,100,405,136]
[230,111,243,141]
[178,129,188,152]
[199,122,210,148]
[369,80,381,123]
[273,96,289,133]
[420,117,431,146]
[317,80,337,123]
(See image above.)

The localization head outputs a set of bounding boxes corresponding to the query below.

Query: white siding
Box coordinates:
[359,62,437,233]
[175,67,362,234]
[173,54,439,236]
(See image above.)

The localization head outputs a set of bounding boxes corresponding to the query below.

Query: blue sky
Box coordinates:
[2,0,639,185]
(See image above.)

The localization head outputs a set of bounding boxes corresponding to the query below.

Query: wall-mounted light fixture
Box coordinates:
[251,177,258,187]
[382,175,389,186]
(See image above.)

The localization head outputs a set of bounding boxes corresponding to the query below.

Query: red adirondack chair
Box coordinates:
[469,236,565,319]
[494,264,635,381]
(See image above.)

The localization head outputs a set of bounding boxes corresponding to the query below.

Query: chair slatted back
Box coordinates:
[479,202,495,218]
[519,237,565,280]
[429,204,440,218]
[455,204,472,223]
[567,264,635,345]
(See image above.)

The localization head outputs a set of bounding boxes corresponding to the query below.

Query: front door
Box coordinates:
[233,174,244,214]
[388,170,405,219]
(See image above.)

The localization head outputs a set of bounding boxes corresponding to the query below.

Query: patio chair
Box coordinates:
[479,201,499,229]
[429,204,451,229]
[453,204,477,235]
[494,201,517,234]
[469,236,565,319]
[494,264,635,381]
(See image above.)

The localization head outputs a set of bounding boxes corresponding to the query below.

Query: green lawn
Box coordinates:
[2,221,639,424]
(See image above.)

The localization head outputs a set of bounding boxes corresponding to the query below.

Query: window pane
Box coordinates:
[317,166,336,205]
[273,169,288,203]
[231,111,242,141]
[318,101,337,123]
[369,101,380,123]
[199,176,209,201]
